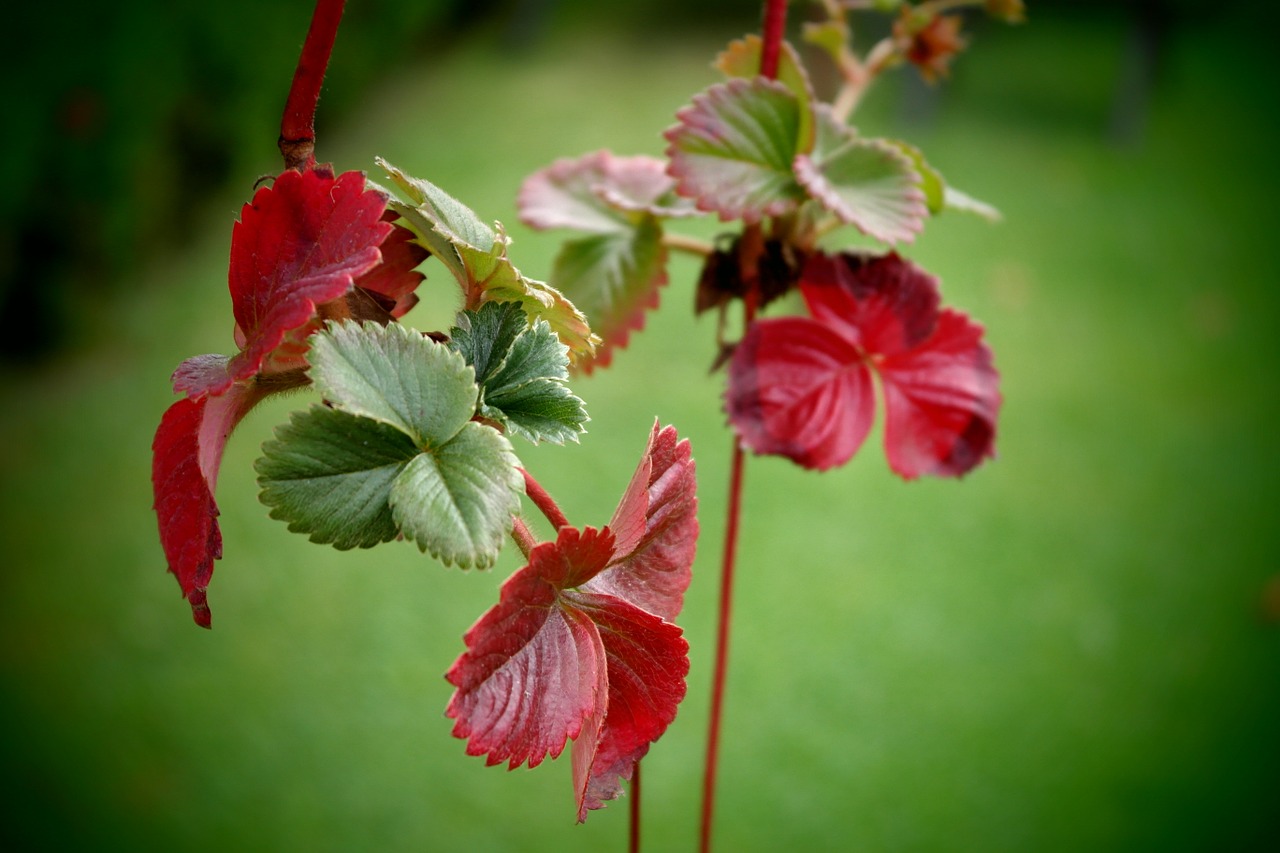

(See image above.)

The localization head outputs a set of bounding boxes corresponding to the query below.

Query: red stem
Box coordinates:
[700,6,786,850]
[759,0,789,80]
[520,469,570,530]
[279,0,348,170]
[699,436,749,853]
[629,760,642,853]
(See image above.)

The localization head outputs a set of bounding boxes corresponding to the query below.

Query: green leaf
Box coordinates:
[482,319,588,444]
[664,77,808,224]
[377,159,601,364]
[390,422,522,568]
[376,158,497,285]
[309,320,477,448]
[256,405,419,549]
[451,303,589,444]
[450,300,528,387]
[888,140,946,215]
[547,214,667,371]
[944,186,1002,221]
[794,107,928,245]
[714,35,815,152]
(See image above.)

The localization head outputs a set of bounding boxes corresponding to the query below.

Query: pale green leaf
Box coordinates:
[665,77,807,224]
[389,422,522,568]
[309,321,477,448]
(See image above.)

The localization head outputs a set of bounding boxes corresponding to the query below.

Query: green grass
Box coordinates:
[2,8,1278,851]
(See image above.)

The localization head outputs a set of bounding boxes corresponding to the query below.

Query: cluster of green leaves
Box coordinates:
[257,305,588,569]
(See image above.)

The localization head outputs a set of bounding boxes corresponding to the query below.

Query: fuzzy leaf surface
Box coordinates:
[309,321,477,447]
[255,406,418,549]
[389,422,521,568]
[449,302,588,444]
[665,77,807,223]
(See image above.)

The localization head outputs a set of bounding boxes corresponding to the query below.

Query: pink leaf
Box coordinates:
[726,316,876,471]
[518,150,695,234]
[879,309,999,479]
[587,421,698,621]
[151,384,263,627]
[222,168,391,391]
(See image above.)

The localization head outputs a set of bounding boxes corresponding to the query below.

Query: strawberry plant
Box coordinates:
[150,0,1022,849]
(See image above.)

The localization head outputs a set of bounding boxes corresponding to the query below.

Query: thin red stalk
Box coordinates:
[699,436,748,853]
[700,5,786,850]
[759,0,789,79]
[520,468,569,530]
[279,0,348,170]
[629,760,642,853]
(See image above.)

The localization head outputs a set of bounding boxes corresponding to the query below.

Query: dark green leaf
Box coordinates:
[256,405,419,549]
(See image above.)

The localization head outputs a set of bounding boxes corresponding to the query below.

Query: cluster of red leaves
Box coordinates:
[446,422,698,820]
[151,166,425,627]
[726,251,999,478]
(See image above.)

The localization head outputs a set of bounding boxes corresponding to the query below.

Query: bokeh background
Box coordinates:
[2,0,1277,850]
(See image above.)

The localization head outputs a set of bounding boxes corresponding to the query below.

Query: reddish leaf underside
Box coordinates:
[726,316,876,471]
[727,250,999,477]
[151,384,263,627]
[447,426,697,820]
[445,527,616,769]
[222,168,391,391]
[567,590,689,821]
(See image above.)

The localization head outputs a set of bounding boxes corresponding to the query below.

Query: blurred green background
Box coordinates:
[2,1,1278,850]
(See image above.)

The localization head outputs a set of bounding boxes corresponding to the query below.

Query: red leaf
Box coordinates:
[587,421,698,621]
[879,309,999,478]
[727,250,999,477]
[445,527,616,769]
[151,385,262,627]
[221,168,391,391]
[567,590,688,821]
[352,217,427,319]
[800,251,940,355]
[447,426,697,820]
[726,316,876,471]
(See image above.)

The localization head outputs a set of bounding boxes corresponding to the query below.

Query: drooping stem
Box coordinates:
[279,0,348,170]
[520,468,570,530]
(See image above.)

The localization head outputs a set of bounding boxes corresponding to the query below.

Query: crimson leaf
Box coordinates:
[445,424,696,820]
[726,251,999,478]
[151,384,265,627]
